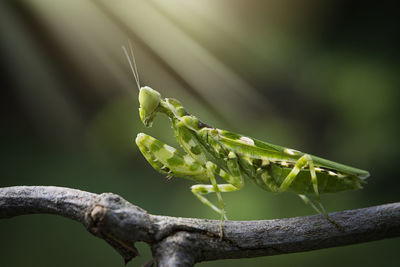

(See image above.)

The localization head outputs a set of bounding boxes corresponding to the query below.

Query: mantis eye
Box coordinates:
[139,86,161,126]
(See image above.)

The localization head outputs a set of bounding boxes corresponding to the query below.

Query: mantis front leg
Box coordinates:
[136,133,208,179]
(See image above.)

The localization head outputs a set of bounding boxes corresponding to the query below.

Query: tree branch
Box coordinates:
[1,186,399,266]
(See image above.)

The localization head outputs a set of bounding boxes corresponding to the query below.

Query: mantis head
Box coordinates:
[138,86,161,127]
[122,44,161,127]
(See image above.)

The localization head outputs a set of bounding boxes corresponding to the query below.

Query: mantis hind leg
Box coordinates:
[298,194,326,214]
[279,154,320,199]
[278,154,328,215]
[299,194,344,230]
[278,154,342,227]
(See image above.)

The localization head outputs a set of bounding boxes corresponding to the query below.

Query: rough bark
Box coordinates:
[1,186,399,266]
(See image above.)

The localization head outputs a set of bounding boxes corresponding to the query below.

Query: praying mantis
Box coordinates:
[123,45,369,230]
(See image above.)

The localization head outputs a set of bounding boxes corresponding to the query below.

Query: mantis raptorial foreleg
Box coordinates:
[136,133,207,178]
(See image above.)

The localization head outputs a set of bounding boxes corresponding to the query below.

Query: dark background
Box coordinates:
[1,0,399,266]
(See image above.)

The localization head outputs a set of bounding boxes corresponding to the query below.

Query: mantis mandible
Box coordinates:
[123,45,369,231]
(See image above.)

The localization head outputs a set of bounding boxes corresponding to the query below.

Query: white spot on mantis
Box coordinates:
[184,155,195,165]
[315,167,324,172]
[261,172,269,183]
[261,158,270,166]
[188,139,197,147]
[239,136,255,146]
[328,171,337,176]
[164,145,177,154]
[243,156,253,165]
[284,148,299,155]
[280,161,289,167]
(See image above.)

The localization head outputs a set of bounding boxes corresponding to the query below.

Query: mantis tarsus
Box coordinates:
[123,45,369,232]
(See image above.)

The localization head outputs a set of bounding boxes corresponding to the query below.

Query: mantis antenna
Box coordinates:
[122,42,140,91]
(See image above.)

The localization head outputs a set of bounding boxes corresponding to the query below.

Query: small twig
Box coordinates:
[1,186,399,266]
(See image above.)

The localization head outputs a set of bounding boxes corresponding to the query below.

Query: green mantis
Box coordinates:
[123,45,369,228]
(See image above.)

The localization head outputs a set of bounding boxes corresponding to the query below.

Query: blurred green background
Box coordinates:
[1,0,399,266]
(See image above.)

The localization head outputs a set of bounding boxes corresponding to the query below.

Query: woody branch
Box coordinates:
[1,186,399,267]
